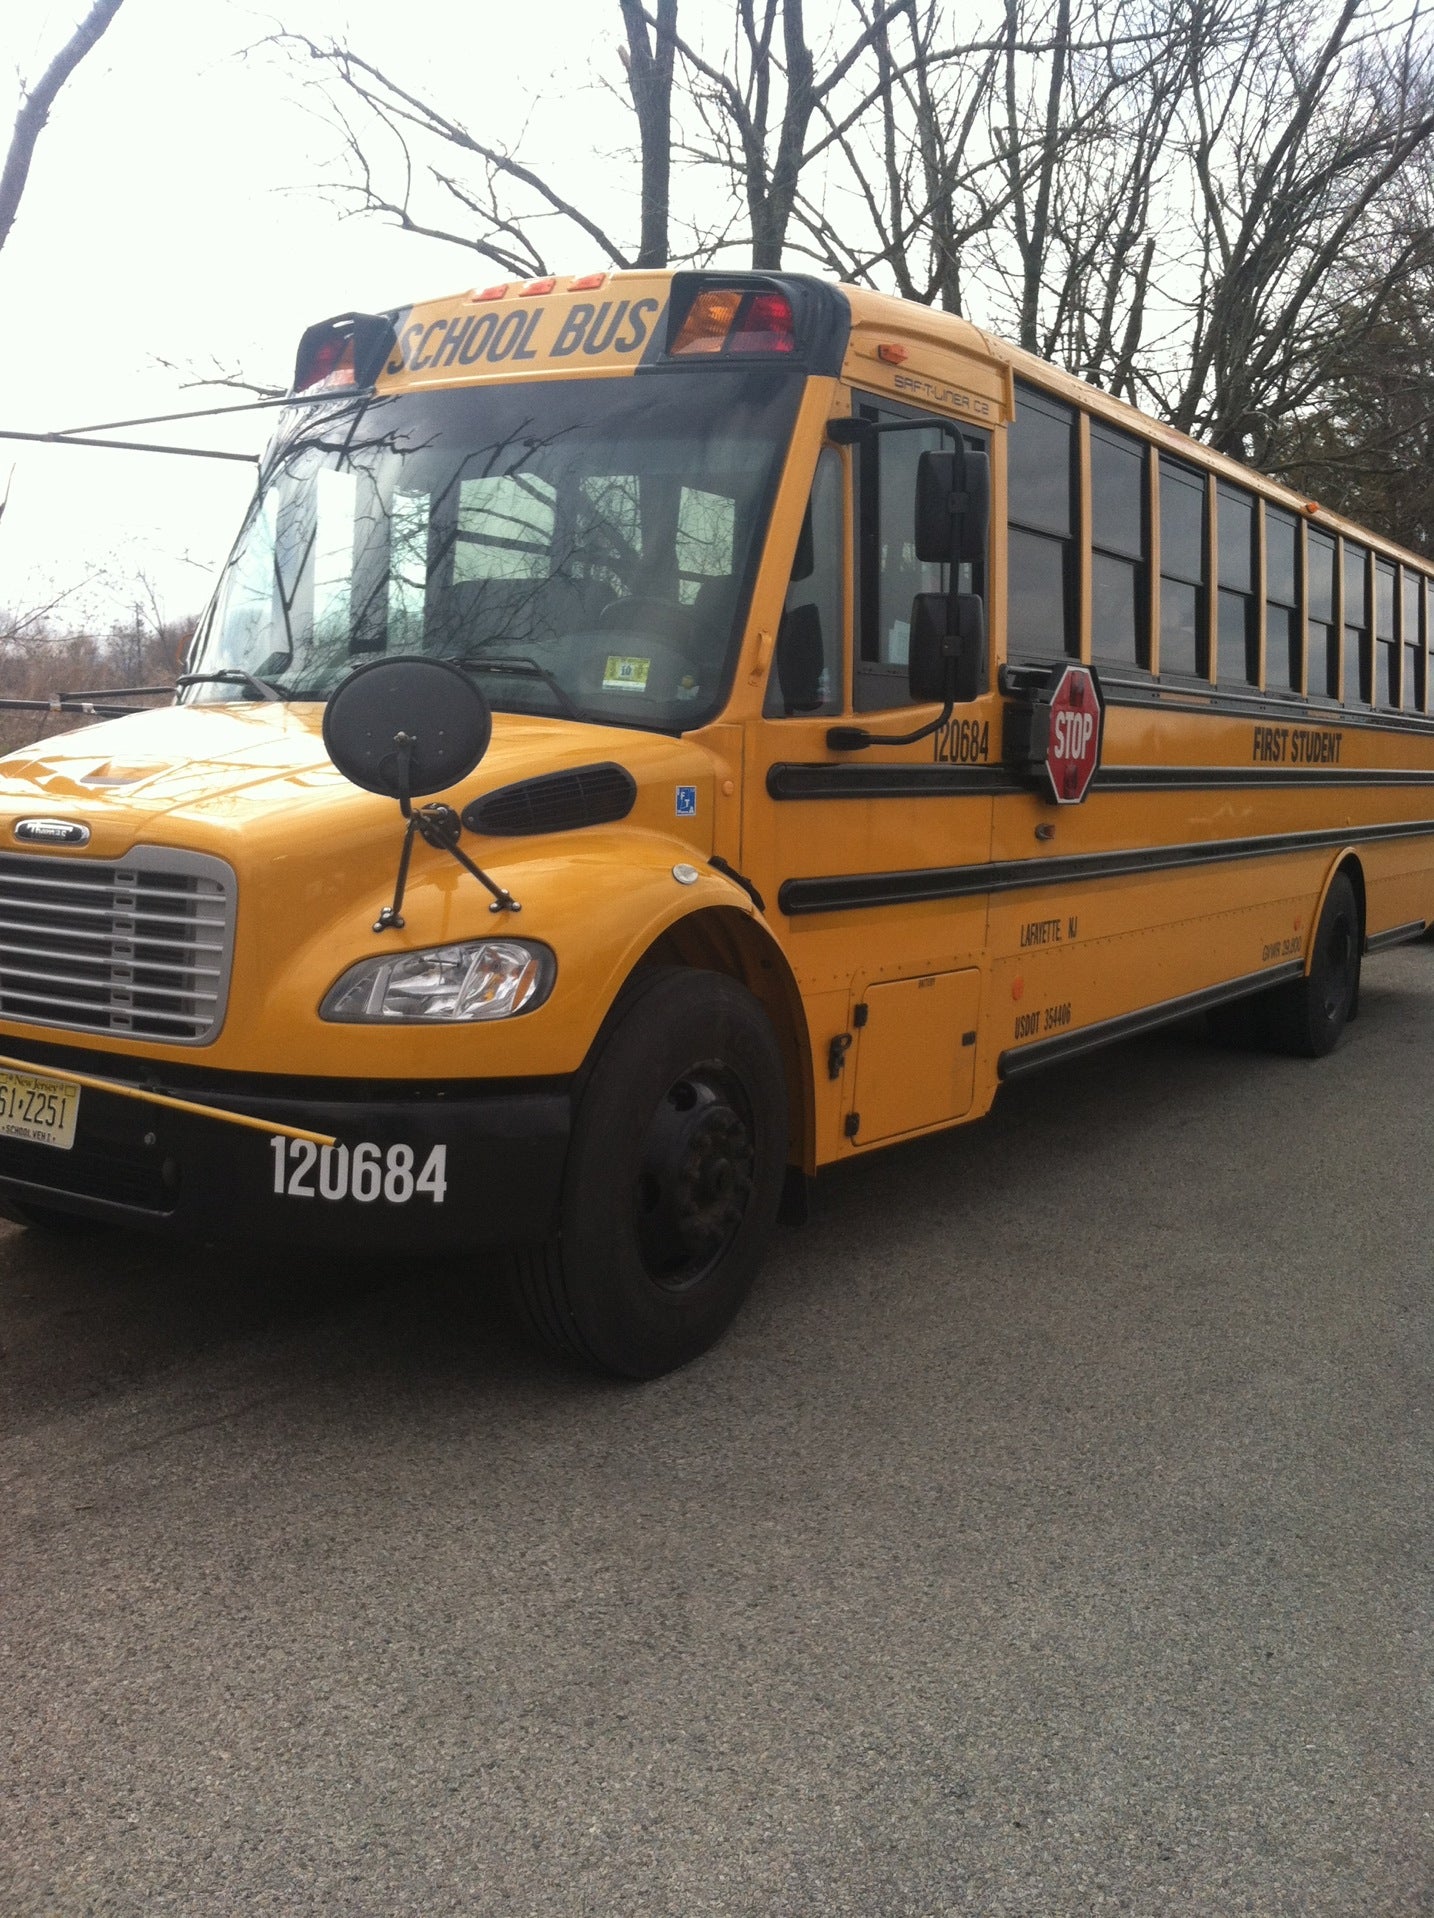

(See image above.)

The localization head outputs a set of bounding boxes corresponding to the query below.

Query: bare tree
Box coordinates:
[277,11,677,277]
[0,0,127,258]
[268,0,1434,512]
[620,0,679,266]
[1160,0,1434,462]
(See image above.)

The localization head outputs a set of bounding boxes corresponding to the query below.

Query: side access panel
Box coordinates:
[850,970,982,1145]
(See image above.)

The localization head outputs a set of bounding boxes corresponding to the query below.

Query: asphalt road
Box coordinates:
[2,952,1430,1917]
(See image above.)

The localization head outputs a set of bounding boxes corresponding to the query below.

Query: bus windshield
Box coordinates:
[191,368,804,731]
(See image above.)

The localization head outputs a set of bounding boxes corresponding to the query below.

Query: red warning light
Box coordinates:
[295,333,355,393]
[729,291,796,354]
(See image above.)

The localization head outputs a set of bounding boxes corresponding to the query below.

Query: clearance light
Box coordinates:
[471,283,510,302]
[569,272,607,290]
[519,277,556,295]
[877,342,909,365]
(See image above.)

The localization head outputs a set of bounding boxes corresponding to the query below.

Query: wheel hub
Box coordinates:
[635,1073,755,1285]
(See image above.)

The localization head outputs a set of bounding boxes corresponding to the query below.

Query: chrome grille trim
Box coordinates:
[0,847,236,1045]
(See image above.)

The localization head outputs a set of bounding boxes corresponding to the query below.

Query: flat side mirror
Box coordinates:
[915,444,991,567]
[914,449,964,564]
[775,602,825,712]
[908,594,950,703]
[959,447,990,566]
[907,593,986,705]
[323,655,492,800]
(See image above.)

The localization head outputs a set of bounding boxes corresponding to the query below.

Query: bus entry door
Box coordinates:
[851,970,982,1145]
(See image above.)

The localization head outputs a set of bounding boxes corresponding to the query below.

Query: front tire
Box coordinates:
[506,967,788,1378]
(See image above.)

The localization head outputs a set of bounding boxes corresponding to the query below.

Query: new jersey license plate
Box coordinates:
[0,1070,81,1150]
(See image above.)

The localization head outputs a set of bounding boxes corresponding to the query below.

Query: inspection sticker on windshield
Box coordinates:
[0,1070,80,1150]
[603,655,650,693]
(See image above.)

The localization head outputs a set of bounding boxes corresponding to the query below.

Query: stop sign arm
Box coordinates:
[1002,660,1106,805]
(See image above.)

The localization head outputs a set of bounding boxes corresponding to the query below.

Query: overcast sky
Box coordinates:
[0,0,628,635]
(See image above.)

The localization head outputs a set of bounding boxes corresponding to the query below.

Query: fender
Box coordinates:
[1306,848,1364,976]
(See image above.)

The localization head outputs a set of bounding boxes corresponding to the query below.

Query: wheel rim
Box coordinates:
[1321,911,1357,1022]
[633,1063,756,1291]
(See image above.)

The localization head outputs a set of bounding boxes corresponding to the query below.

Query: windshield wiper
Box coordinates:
[176,669,285,703]
[457,656,581,721]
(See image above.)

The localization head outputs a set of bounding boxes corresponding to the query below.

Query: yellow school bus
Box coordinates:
[0,269,1430,1375]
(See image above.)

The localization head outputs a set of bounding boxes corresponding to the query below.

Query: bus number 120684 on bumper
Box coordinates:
[270,1137,448,1205]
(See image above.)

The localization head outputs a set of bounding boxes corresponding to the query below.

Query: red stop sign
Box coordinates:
[1042,662,1103,804]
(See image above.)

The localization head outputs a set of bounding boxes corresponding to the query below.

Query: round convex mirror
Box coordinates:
[322,657,493,798]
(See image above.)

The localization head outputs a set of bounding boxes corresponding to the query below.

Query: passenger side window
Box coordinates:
[1265,507,1300,693]
[1159,456,1207,677]
[1008,383,1077,659]
[764,448,843,717]
[1216,484,1258,686]
[1090,423,1147,666]
[1375,560,1397,708]
[1344,543,1370,704]
[1308,531,1337,697]
[1403,569,1424,713]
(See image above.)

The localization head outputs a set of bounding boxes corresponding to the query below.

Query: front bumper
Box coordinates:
[0,1039,570,1254]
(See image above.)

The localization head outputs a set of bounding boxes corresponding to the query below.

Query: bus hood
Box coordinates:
[0,701,722,860]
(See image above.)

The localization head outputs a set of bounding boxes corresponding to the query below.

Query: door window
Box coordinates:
[852,395,987,712]
[764,448,844,717]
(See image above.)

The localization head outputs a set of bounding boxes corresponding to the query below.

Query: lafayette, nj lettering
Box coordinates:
[1251,724,1342,764]
[1020,915,1078,947]
[386,298,663,376]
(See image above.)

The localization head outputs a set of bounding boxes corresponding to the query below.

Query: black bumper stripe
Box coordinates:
[778,816,1434,916]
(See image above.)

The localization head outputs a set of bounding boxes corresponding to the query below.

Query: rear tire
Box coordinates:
[506,967,788,1378]
[1258,871,1361,1057]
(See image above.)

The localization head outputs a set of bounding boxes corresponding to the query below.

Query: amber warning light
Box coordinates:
[669,286,797,358]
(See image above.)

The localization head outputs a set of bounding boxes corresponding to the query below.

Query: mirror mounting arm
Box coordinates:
[374,802,520,933]
[826,697,953,753]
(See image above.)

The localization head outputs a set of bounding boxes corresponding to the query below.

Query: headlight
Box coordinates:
[320,939,555,1023]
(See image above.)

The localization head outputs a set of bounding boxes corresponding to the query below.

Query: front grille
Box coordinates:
[0,847,235,1045]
